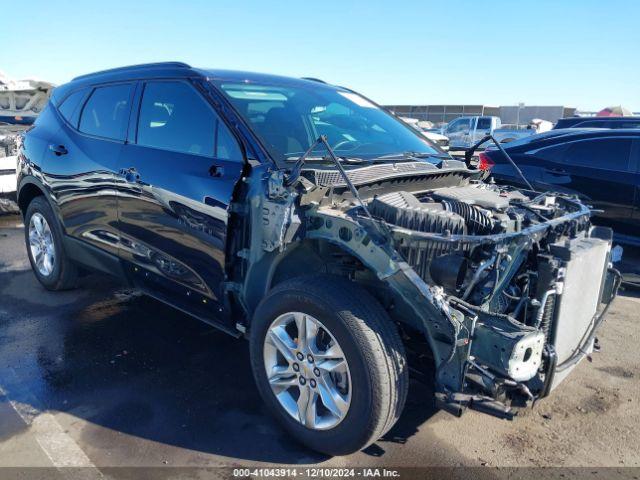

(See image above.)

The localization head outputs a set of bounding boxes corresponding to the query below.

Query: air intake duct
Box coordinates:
[441,199,493,235]
[369,191,466,234]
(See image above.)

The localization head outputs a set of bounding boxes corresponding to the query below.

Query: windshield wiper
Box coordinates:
[285,135,387,239]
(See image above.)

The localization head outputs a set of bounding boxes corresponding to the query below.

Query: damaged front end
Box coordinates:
[271,156,622,419]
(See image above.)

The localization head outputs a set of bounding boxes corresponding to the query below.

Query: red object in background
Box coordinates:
[596,105,633,117]
[597,108,618,117]
[478,152,495,171]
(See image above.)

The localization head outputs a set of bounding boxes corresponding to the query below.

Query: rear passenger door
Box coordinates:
[538,137,635,235]
[116,79,245,318]
[45,83,134,256]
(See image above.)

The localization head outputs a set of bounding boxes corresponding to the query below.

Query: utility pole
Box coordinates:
[516,102,525,127]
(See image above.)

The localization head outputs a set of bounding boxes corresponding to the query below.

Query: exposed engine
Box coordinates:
[369,183,545,237]
[366,182,591,304]
[298,161,618,418]
[361,180,613,401]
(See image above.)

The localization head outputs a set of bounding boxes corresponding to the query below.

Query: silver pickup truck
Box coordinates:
[444,115,535,150]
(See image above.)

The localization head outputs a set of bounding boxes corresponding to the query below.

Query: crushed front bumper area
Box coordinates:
[435,228,622,419]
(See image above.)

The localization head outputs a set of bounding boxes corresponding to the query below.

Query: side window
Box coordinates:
[79,84,132,140]
[58,89,88,127]
[563,138,632,171]
[476,117,492,130]
[137,81,242,159]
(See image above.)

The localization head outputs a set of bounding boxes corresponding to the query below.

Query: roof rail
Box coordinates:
[72,62,191,81]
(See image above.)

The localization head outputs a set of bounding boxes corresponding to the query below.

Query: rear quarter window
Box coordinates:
[57,89,89,127]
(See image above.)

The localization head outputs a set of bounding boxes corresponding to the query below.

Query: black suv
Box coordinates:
[481,129,640,245]
[554,116,640,129]
[18,63,619,455]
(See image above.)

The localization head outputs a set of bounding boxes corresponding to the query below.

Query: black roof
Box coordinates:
[555,116,640,128]
[71,62,192,81]
[53,62,340,103]
[493,127,640,150]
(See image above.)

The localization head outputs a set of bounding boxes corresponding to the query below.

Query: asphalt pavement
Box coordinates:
[0,214,638,478]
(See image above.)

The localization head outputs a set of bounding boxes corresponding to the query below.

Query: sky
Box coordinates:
[2,0,639,111]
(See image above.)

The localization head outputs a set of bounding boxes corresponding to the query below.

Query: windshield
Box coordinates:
[214,81,439,163]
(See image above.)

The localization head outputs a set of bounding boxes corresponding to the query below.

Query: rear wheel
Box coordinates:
[24,196,77,290]
[250,275,408,455]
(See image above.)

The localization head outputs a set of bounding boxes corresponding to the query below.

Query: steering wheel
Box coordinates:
[332,139,362,151]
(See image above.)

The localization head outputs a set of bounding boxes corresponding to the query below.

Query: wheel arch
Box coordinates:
[241,238,391,320]
[18,176,70,238]
[17,178,46,216]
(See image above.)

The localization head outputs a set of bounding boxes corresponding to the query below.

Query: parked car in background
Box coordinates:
[421,129,449,150]
[480,129,640,245]
[554,116,640,129]
[443,115,535,150]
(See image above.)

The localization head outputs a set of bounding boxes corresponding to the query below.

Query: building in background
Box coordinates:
[385,104,576,126]
[384,105,500,125]
[498,105,576,125]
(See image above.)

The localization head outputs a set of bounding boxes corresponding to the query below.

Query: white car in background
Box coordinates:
[398,116,450,151]
[420,129,450,150]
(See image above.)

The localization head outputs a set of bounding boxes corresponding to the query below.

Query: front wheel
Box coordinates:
[249,275,408,455]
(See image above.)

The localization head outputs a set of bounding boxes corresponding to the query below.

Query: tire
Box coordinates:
[24,196,78,290]
[249,274,408,455]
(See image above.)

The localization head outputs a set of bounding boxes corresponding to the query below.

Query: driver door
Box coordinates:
[117,80,245,320]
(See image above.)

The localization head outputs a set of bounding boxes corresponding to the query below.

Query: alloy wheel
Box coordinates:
[28,212,56,277]
[263,312,352,430]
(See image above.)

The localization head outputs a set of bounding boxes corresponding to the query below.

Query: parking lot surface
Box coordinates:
[0,214,638,474]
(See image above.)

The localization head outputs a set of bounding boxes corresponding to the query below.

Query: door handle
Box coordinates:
[119,167,141,183]
[209,164,224,178]
[49,144,68,156]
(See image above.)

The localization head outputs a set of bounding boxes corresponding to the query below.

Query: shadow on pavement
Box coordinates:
[0,242,439,465]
